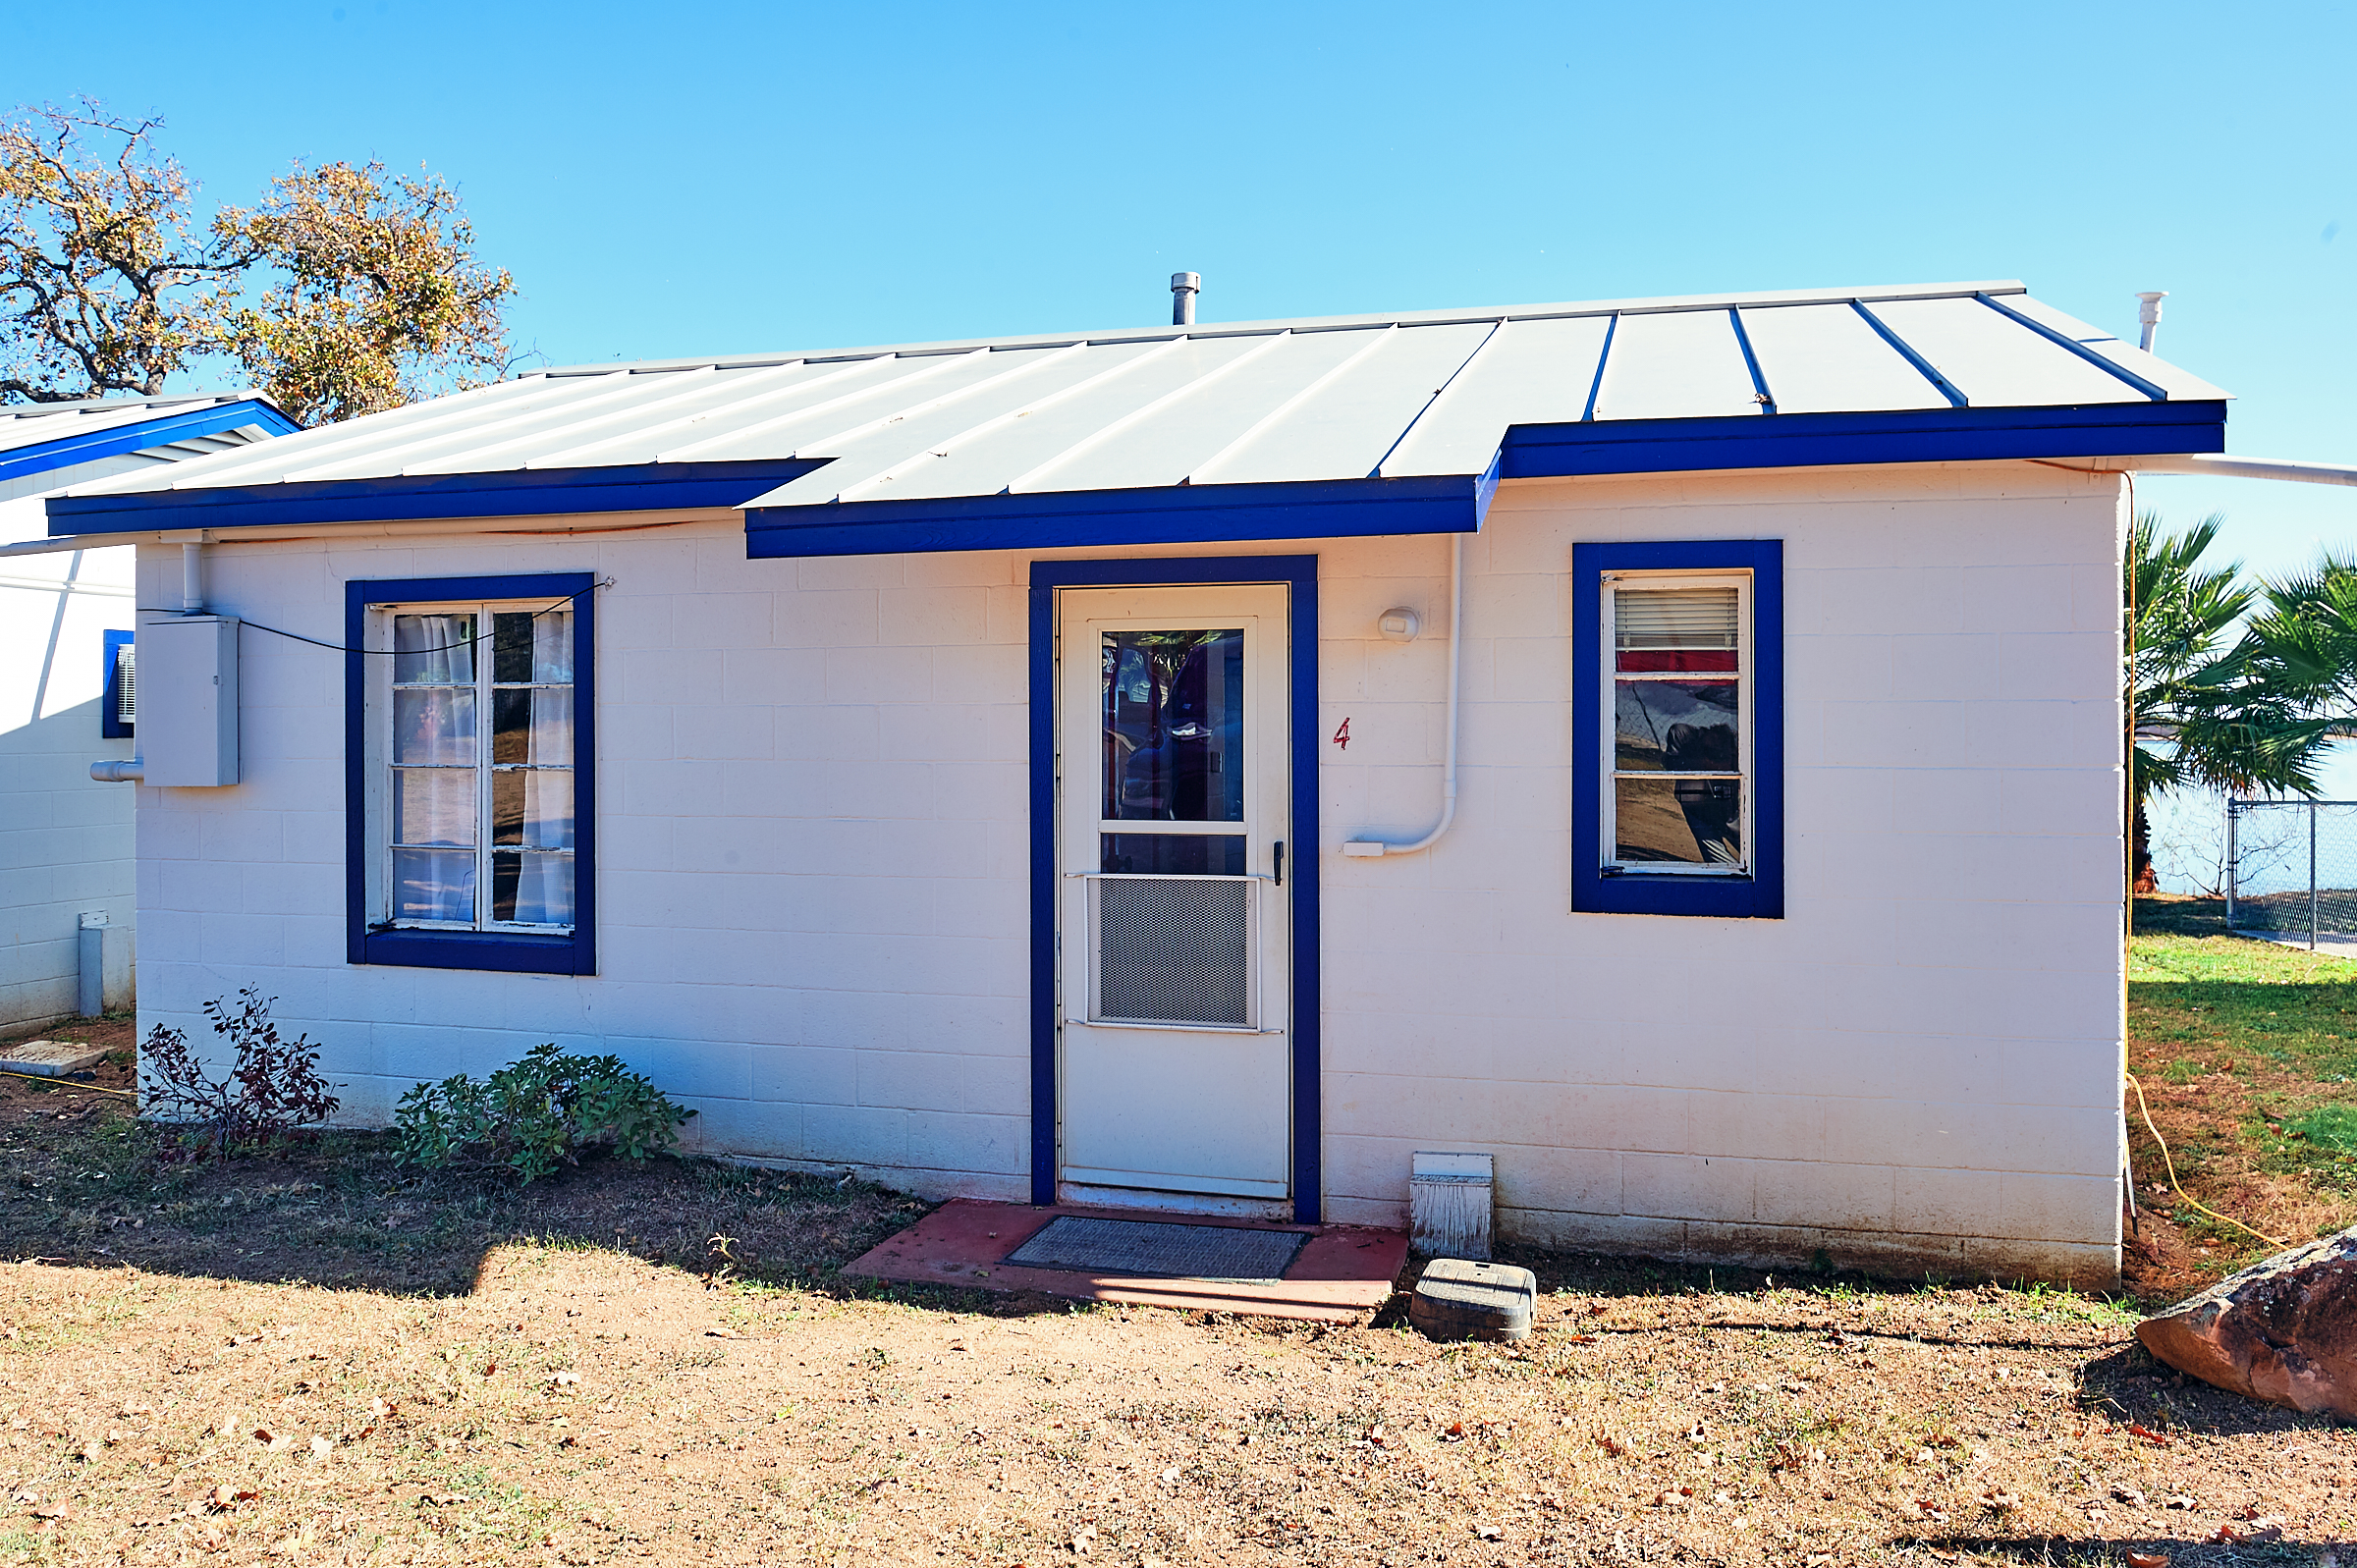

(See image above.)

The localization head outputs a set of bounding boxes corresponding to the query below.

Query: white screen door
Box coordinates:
[1057,585,1291,1202]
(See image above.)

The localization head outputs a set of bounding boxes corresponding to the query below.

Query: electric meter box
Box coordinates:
[137,615,241,786]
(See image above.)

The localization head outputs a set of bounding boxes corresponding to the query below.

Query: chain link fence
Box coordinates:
[2226,799,2357,946]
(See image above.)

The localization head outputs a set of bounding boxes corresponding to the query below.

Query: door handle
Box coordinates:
[1273,840,1285,888]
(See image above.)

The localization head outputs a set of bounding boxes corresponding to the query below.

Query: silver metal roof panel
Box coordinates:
[49,280,2229,521]
[1737,303,1951,415]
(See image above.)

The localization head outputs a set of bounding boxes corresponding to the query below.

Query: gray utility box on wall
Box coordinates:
[137,615,240,786]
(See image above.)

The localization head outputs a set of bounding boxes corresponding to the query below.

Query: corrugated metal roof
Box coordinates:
[54,281,2226,519]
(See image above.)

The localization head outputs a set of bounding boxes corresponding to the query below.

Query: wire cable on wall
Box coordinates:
[132,578,611,655]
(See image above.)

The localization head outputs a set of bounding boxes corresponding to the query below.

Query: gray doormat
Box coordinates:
[1005,1217,1309,1282]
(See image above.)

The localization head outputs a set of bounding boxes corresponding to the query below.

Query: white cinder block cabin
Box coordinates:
[0,394,296,1026]
[38,281,2224,1284]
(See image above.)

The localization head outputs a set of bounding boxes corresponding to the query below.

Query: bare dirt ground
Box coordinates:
[3,1012,2353,1565]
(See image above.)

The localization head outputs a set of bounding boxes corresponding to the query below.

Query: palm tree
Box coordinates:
[2127,512,2334,891]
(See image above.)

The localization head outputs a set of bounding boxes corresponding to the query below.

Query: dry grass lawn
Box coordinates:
[5,938,2357,1566]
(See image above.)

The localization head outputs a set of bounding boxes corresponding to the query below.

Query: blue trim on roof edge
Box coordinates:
[1504,401,2223,479]
[51,459,829,534]
[1027,555,1323,1222]
[344,571,597,977]
[750,476,1474,559]
[43,400,2220,552]
[2,400,298,486]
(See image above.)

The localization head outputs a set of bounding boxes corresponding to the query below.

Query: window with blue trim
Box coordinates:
[346,573,596,975]
[101,630,134,739]
[1571,541,1782,919]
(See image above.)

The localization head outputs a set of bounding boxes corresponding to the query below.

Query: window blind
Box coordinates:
[1615,587,1738,650]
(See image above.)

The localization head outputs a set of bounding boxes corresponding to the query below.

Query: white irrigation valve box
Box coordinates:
[137,615,241,786]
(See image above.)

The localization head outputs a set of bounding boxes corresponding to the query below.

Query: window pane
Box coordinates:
[1101,628,1243,822]
[393,614,475,685]
[1100,834,1247,875]
[393,687,476,766]
[1615,678,1739,772]
[394,768,476,846]
[493,769,574,849]
[1615,777,1742,866]
[491,608,573,684]
[534,609,573,683]
[492,850,575,926]
[492,612,535,684]
[493,687,573,765]
[393,847,476,922]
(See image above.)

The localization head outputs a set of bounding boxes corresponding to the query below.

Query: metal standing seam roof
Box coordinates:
[42,282,2227,551]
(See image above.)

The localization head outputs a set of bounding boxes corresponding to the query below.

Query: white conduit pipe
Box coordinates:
[181,539,204,612]
[1343,531,1461,857]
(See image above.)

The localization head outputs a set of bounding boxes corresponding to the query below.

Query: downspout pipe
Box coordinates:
[2130,453,2357,487]
[181,536,203,612]
[1343,532,1462,857]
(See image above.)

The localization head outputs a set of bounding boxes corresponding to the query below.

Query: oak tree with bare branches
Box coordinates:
[0,100,517,422]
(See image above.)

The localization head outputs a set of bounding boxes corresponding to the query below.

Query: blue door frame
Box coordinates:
[1028,556,1323,1222]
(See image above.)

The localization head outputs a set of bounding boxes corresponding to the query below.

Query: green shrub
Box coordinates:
[394,1043,695,1181]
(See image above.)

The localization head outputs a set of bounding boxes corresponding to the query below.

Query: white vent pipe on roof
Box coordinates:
[1172,272,1200,327]
[1343,531,1462,857]
[2137,292,2167,352]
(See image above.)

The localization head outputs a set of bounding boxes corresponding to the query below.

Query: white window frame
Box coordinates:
[372,598,577,935]
[1599,568,1754,878]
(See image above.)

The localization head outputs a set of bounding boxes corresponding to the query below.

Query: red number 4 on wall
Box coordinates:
[1331,718,1350,750]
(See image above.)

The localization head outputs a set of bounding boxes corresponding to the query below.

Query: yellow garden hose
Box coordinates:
[2125,1071,2282,1249]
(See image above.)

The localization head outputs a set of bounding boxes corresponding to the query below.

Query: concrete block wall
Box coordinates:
[132,524,1034,1202]
[1316,464,2127,1285]
[128,458,2127,1281]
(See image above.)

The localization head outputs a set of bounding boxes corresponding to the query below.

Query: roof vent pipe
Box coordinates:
[2137,291,2167,352]
[1172,272,1200,327]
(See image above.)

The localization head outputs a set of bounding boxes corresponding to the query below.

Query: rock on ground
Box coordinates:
[2137,1224,2357,1416]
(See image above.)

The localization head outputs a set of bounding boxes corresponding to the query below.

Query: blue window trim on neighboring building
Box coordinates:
[342,572,597,976]
[0,399,300,487]
[1571,540,1784,920]
[100,629,133,739]
[1027,555,1324,1223]
[50,459,829,535]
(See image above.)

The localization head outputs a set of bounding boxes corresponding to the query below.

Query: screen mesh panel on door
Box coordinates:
[1096,877,1250,1026]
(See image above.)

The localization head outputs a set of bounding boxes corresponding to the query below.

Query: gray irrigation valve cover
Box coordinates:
[1409,1258,1536,1342]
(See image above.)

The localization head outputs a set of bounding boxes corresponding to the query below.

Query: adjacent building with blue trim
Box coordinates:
[42,284,2194,1281]
[0,393,298,1027]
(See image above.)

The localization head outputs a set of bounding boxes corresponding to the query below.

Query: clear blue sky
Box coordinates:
[10,0,2357,575]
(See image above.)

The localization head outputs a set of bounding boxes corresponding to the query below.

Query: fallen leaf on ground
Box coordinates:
[2125,1553,2169,1568]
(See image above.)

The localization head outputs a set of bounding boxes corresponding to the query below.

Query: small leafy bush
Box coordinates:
[140,989,342,1159]
[394,1043,695,1181]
